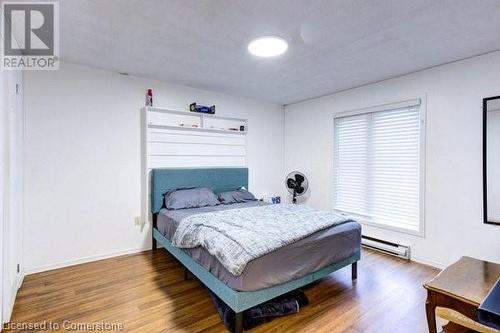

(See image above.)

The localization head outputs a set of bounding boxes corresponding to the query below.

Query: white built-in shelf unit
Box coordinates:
[141,107,248,169]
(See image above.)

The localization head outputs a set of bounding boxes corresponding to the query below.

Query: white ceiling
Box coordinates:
[60,0,500,105]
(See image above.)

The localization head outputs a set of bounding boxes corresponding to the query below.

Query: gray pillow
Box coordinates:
[164,187,219,210]
[218,189,257,204]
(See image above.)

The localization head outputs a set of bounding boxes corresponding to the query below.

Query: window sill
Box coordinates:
[334,209,424,238]
[358,219,424,238]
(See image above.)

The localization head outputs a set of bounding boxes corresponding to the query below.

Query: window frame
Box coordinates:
[332,97,427,237]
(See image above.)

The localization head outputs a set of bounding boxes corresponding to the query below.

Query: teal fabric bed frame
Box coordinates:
[150,167,360,333]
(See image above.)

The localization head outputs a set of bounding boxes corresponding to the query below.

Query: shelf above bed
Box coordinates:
[148,124,247,135]
[142,106,248,135]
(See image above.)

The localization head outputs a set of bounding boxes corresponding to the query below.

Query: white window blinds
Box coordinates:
[333,101,422,233]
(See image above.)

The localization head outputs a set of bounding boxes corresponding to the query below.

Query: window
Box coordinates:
[333,99,424,235]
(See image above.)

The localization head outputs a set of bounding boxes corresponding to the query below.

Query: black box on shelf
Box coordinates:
[190,103,215,114]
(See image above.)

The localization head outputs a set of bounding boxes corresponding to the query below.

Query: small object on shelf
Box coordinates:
[228,128,238,131]
[179,123,199,128]
[240,125,245,131]
[190,102,215,114]
[146,89,153,106]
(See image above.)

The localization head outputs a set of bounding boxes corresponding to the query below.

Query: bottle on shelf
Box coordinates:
[146,89,153,107]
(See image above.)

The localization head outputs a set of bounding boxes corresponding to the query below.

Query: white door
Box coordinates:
[0,64,5,328]
[1,68,24,324]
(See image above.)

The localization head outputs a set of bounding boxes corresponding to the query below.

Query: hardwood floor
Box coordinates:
[5,249,440,333]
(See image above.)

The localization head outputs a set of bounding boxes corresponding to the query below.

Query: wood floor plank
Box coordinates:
[4,248,440,332]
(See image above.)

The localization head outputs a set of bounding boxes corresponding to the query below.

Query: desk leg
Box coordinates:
[425,290,437,333]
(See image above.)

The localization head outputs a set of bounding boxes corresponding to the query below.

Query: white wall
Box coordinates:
[23,53,500,273]
[285,51,500,268]
[24,62,284,273]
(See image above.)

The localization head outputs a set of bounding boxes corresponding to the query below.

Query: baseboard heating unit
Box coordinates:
[361,235,410,259]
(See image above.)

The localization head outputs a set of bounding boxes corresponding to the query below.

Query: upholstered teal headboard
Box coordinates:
[150,167,249,213]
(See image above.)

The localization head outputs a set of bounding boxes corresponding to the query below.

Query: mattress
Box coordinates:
[157,202,361,291]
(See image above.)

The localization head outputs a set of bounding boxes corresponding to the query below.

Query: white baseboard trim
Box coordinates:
[26,247,151,275]
[17,270,25,290]
[411,255,445,270]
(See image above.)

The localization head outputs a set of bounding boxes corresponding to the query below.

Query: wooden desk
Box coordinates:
[424,256,500,333]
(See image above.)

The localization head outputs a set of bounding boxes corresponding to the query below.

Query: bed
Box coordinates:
[150,167,361,333]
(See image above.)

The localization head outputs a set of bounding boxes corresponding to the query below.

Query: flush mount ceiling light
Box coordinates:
[248,36,288,57]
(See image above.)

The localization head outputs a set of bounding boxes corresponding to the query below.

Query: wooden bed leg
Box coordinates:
[352,262,357,280]
[234,312,243,333]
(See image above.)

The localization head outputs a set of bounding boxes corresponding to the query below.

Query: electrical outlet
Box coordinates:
[134,216,142,226]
